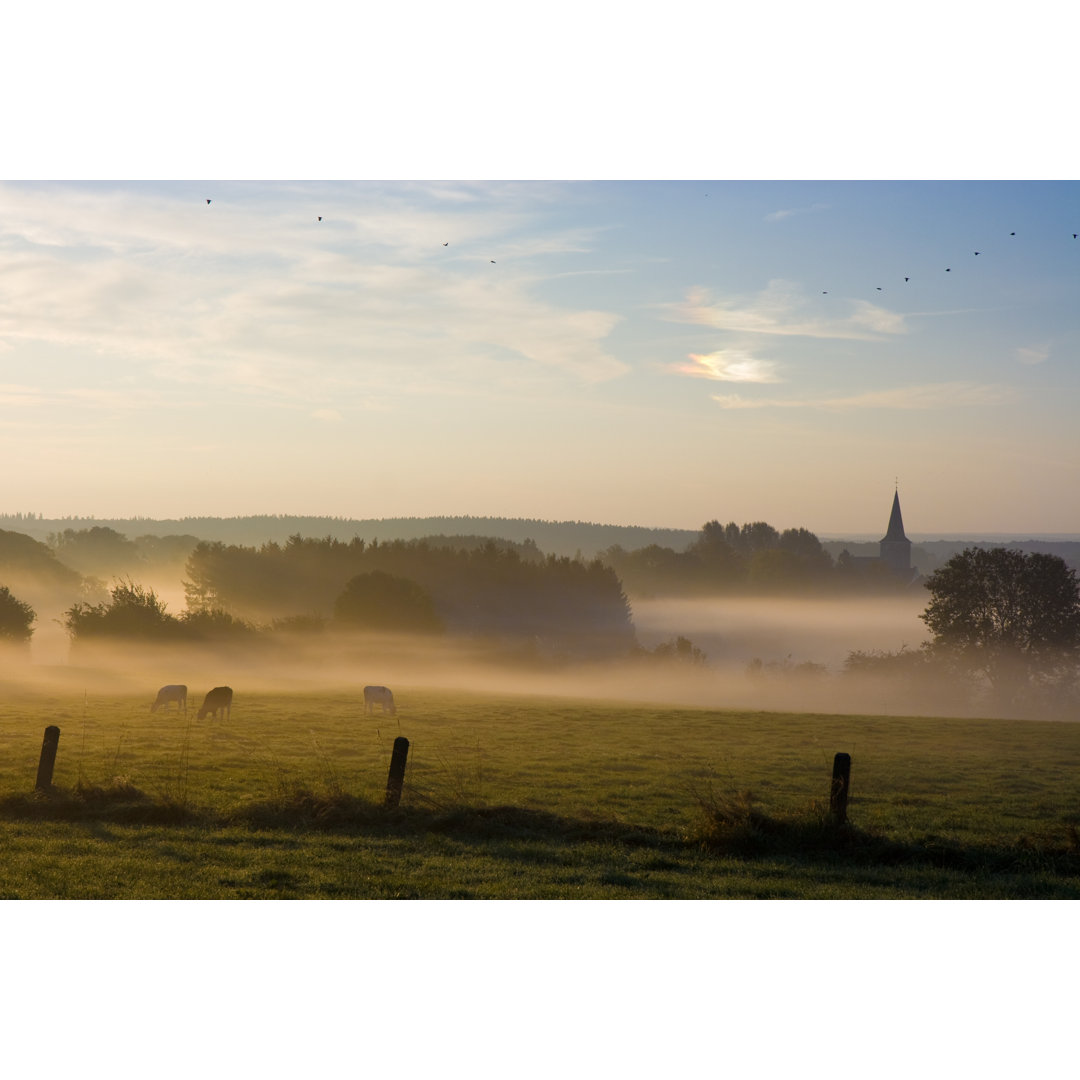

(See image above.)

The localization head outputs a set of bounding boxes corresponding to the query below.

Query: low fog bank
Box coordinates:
[631,594,930,671]
[3,590,1055,720]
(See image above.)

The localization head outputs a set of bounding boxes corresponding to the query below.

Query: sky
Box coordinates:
[3,178,1077,536]
[2,4,1078,540]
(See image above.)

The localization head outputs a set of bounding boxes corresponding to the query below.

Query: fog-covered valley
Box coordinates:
[2,517,1072,720]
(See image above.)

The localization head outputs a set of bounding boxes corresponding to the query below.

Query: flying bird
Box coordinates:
[491,260,496,263]
[876,287,882,291]
[945,268,951,272]
[318,216,322,221]
[974,251,980,255]
[206,199,211,205]
[1010,231,1016,236]
[904,277,909,282]
[443,242,448,246]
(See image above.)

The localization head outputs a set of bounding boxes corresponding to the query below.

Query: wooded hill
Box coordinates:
[0,514,698,560]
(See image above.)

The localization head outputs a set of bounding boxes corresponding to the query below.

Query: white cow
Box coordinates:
[363,685,396,714]
[151,684,187,714]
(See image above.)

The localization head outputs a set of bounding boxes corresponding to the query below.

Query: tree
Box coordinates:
[0,585,35,642]
[921,547,1080,701]
[334,571,443,633]
[64,579,187,642]
[48,526,143,576]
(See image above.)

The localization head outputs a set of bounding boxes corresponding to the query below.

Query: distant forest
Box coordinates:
[5,516,1080,655]
[0,514,697,560]
[3,513,1077,571]
[182,535,635,656]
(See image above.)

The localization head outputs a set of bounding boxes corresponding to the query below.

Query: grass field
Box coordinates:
[1,684,1078,898]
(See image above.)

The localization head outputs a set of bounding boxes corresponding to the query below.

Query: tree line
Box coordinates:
[5,531,1080,714]
[0,513,698,559]
[601,519,907,595]
[179,534,635,657]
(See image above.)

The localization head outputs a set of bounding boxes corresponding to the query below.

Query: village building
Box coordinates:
[841,489,917,584]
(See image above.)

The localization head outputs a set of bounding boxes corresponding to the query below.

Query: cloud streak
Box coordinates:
[1017,343,1050,366]
[764,202,829,222]
[711,382,1015,410]
[661,281,908,340]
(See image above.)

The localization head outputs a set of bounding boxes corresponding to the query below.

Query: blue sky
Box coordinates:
[2,179,1078,534]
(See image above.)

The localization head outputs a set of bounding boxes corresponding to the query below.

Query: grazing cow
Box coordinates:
[151,684,187,714]
[363,685,396,714]
[197,686,233,720]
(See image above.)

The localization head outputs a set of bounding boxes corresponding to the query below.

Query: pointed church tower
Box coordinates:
[879,488,912,579]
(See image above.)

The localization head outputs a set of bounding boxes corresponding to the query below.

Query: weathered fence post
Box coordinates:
[36,725,61,791]
[830,752,851,824]
[385,736,409,809]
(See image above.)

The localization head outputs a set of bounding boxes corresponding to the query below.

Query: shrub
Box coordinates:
[63,579,187,642]
[0,585,35,642]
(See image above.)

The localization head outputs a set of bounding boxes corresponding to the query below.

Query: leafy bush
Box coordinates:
[0,585,35,641]
[63,579,187,642]
[645,636,708,665]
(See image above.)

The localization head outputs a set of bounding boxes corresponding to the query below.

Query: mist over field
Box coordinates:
[633,594,928,670]
[4,581,980,721]
[3,514,1077,721]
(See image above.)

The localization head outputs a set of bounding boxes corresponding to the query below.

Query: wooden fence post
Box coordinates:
[385,736,409,809]
[830,752,851,824]
[36,726,61,791]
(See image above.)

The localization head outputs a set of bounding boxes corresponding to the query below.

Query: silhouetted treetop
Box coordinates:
[921,547,1080,697]
[604,519,837,596]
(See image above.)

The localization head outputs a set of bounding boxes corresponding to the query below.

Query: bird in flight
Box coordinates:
[491,260,496,264]
[876,287,883,291]
[904,277,910,282]
[1010,231,1016,236]
[443,242,448,246]
[945,268,951,272]
[318,216,322,221]
[974,251,980,255]
[206,199,211,205]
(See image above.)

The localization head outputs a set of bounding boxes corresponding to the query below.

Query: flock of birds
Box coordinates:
[201,194,1076,281]
[819,230,1078,295]
[204,196,496,261]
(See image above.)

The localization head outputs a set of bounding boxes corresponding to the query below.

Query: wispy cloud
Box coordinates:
[673,349,782,383]
[711,382,1015,410]
[661,281,908,340]
[1017,343,1050,366]
[764,203,828,222]
[0,183,627,406]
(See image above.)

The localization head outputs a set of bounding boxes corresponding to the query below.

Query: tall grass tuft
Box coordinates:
[687,782,902,861]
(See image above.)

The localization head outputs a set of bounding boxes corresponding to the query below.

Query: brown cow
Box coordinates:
[197,686,233,720]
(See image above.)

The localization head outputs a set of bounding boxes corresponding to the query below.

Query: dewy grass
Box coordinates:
[0,688,1079,897]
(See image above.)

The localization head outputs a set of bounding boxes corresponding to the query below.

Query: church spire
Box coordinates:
[879,488,913,580]
[882,488,908,543]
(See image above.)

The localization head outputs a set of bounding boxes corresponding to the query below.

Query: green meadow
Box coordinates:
[1,687,1078,899]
